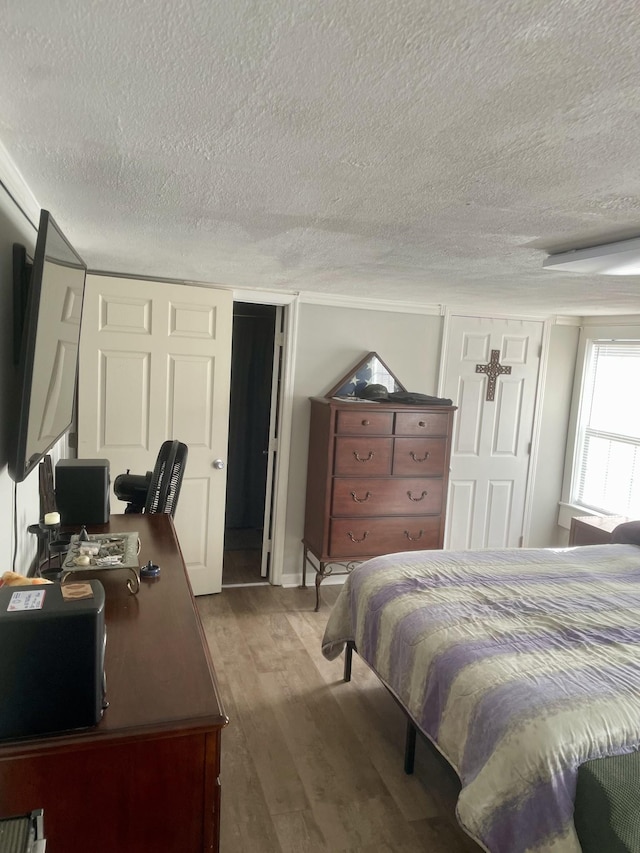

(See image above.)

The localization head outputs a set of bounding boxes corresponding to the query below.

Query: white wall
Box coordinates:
[527,322,580,547]
[281,301,445,581]
[280,304,581,580]
[557,317,640,538]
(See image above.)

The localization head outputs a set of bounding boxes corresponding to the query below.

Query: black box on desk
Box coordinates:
[0,580,106,741]
[55,458,110,525]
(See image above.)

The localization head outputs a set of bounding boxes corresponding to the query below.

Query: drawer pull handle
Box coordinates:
[361,419,370,426]
[409,451,430,462]
[404,529,424,541]
[353,451,374,462]
[407,490,428,502]
[350,490,372,503]
[347,531,369,543]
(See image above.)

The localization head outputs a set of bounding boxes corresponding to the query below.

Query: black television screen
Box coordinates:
[9,210,87,483]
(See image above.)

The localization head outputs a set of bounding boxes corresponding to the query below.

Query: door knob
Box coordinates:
[212,459,225,470]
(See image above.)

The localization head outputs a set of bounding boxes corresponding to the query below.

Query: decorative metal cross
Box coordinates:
[475,349,511,402]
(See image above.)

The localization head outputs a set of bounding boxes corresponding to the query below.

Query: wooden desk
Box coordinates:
[0,514,227,853]
[569,515,629,546]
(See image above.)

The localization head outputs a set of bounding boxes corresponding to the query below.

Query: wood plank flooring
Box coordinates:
[197,585,482,853]
[222,547,266,585]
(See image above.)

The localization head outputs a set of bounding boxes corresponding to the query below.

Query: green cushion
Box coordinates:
[575,751,640,853]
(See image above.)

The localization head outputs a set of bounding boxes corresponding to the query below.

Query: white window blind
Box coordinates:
[574,341,640,516]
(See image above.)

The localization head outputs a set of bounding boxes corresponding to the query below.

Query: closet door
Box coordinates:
[441,315,544,550]
[77,275,232,595]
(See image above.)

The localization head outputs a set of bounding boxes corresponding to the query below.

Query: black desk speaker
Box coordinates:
[0,580,106,740]
[55,458,110,525]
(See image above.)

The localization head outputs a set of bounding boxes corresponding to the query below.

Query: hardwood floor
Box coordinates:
[222,548,265,585]
[197,585,482,853]
[222,529,264,585]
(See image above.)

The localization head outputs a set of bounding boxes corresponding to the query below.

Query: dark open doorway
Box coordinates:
[222,302,277,586]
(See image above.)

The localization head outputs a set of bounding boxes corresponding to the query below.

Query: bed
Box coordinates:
[321,539,640,853]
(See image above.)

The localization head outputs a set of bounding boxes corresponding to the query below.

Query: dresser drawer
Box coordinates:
[329,516,442,557]
[392,438,447,476]
[336,410,393,435]
[334,437,393,476]
[395,411,450,436]
[332,478,443,516]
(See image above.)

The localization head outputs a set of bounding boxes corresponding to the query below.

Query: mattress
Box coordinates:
[322,544,640,853]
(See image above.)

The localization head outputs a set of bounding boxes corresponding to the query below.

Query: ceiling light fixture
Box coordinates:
[543,236,640,275]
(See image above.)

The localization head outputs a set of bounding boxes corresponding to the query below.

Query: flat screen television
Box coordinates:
[9,210,87,483]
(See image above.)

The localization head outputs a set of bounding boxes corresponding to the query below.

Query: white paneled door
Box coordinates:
[77,275,233,595]
[441,315,544,550]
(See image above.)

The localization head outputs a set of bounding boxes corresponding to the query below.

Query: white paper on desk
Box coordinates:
[7,589,46,611]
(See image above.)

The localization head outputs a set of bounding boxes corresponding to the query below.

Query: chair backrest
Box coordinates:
[610,521,640,545]
[611,521,640,545]
[144,440,189,517]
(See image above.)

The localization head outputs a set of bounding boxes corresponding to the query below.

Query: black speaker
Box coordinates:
[55,459,111,525]
[0,580,106,740]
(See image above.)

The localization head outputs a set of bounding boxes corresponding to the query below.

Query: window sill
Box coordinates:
[557,502,605,531]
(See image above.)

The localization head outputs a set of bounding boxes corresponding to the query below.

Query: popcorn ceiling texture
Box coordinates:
[1,0,640,315]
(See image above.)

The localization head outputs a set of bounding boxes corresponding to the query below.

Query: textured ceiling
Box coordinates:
[2,0,640,316]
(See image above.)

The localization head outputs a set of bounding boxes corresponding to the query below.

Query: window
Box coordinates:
[573,341,640,516]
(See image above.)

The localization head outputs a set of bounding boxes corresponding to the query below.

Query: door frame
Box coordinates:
[260,304,283,579]
[230,288,299,587]
[438,308,553,547]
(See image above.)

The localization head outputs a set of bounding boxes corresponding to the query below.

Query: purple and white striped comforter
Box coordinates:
[321,544,640,853]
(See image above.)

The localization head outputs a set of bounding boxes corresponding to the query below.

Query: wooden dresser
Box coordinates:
[303,397,456,609]
[0,513,227,853]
